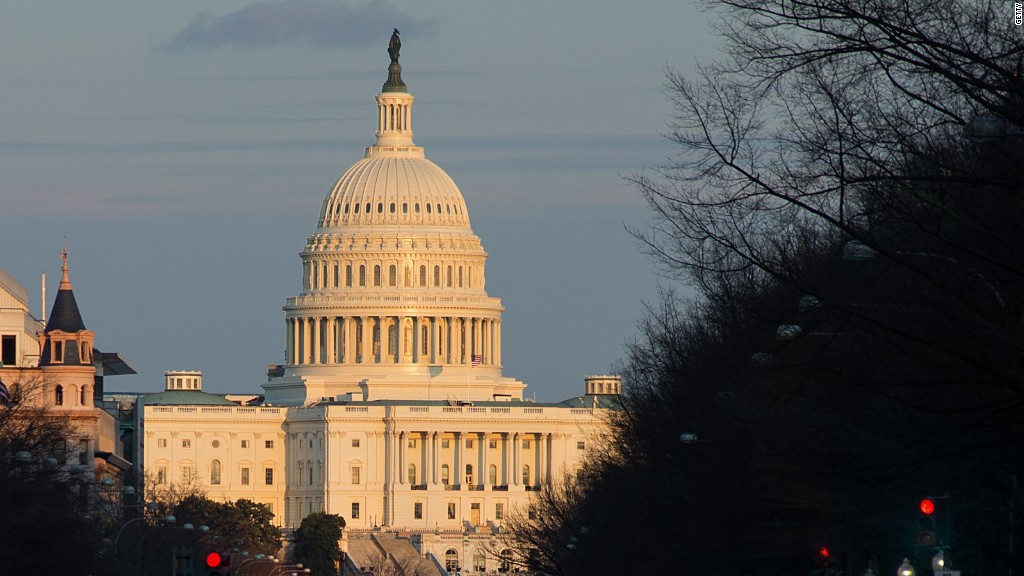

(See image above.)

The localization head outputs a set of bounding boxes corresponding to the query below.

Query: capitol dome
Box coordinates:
[318,152,471,230]
[265,54,525,406]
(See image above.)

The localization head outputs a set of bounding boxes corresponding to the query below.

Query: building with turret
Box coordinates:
[0,251,135,474]
[137,45,619,573]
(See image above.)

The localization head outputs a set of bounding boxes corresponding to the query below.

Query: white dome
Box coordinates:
[318,148,471,230]
[267,59,525,407]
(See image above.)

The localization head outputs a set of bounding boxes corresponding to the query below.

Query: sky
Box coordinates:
[0,0,717,402]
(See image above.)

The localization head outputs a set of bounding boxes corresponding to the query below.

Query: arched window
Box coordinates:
[346,265,352,287]
[458,266,463,287]
[404,265,412,287]
[447,266,453,287]
[522,465,530,485]
[421,325,429,355]
[473,549,487,572]
[419,265,427,287]
[358,265,366,287]
[500,549,514,573]
[408,463,417,485]
[445,549,459,572]
[489,464,497,486]
[323,265,328,288]
[308,460,314,485]
[79,385,87,406]
[388,265,396,287]
[433,265,440,287]
[312,265,318,288]
[210,459,222,485]
[333,264,339,287]
[55,385,64,406]
[465,464,474,486]
[374,265,381,287]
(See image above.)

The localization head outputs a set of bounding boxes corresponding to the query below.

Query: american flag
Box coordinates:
[0,378,10,407]
[471,354,482,367]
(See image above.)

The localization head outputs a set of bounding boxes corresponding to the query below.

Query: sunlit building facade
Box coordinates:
[138,51,619,572]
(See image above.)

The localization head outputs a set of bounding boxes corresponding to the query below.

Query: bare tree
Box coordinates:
[0,371,108,575]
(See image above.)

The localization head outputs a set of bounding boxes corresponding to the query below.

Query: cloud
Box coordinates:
[157,0,438,52]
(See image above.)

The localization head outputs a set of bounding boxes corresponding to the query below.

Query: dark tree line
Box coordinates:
[508,0,1023,574]
[0,373,105,575]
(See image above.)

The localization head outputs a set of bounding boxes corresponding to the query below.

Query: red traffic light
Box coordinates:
[818,547,830,558]
[920,498,935,515]
[205,552,222,568]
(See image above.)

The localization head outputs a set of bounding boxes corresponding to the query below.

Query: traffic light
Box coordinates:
[204,552,231,575]
[175,545,195,576]
[809,546,837,576]
[917,498,936,547]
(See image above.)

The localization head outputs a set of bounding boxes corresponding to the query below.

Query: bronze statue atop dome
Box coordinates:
[388,29,401,63]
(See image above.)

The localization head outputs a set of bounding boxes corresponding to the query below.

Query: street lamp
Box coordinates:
[897,558,915,576]
[114,513,176,555]
[236,554,277,576]
[271,563,309,576]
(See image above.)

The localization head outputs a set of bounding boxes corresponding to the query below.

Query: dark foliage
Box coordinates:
[508,0,1024,574]
[0,372,106,576]
[294,512,346,576]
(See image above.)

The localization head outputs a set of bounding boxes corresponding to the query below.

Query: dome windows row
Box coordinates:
[324,199,468,227]
[304,260,482,291]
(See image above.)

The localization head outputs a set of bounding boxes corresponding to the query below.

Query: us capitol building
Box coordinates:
[135,41,620,572]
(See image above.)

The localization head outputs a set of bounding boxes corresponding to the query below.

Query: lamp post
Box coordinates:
[271,563,310,576]
[236,554,276,576]
[114,512,176,555]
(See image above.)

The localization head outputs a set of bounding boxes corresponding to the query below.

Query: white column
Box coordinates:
[397,316,405,364]
[513,433,520,486]
[362,317,372,364]
[491,317,499,362]
[503,430,512,483]
[453,432,462,487]
[286,318,294,365]
[398,431,405,485]
[312,317,321,364]
[482,432,490,488]
[326,317,336,363]
[432,432,440,485]
[342,315,350,360]
[542,433,550,484]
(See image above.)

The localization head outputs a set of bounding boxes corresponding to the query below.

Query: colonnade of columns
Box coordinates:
[377,98,411,134]
[285,314,501,367]
[387,431,552,489]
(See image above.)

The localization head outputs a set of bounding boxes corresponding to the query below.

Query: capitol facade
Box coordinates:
[135,47,619,571]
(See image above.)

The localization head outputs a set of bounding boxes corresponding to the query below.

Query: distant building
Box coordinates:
[136,50,619,572]
[0,253,135,474]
